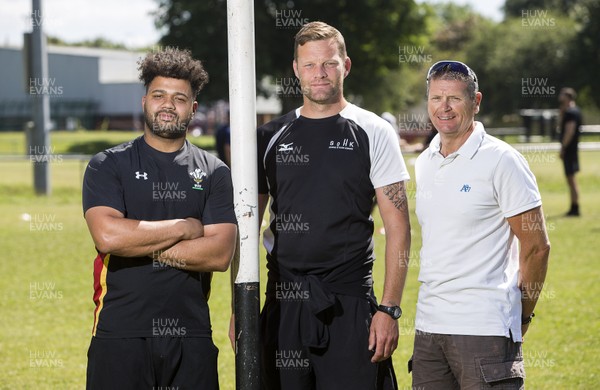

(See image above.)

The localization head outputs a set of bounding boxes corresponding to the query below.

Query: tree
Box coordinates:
[153,0,427,114]
[47,36,128,50]
[466,0,599,122]
[568,0,600,107]
[504,0,580,18]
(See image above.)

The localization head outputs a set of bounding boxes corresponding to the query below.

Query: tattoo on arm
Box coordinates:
[383,182,408,212]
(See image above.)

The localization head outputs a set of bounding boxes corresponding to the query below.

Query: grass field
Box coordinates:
[0,131,598,389]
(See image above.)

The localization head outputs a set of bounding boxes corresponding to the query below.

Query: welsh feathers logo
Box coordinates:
[189,168,207,190]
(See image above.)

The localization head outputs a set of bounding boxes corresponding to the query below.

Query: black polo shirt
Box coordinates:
[83,136,236,338]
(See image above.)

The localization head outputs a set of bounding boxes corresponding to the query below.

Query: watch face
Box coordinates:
[380,305,401,319]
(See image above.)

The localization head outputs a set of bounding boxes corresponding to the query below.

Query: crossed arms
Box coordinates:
[85,206,237,272]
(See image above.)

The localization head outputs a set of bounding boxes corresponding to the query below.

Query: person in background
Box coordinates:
[216,110,231,167]
[558,87,582,216]
[411,60,551,389]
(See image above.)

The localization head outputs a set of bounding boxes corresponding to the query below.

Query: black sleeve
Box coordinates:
[257,125,271,195]
[202,164,237,226]
[257,110,297,195]
[82,151,125,215]
[563,110,577,124]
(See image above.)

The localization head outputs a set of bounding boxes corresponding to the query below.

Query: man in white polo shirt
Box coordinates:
[411,61,551,389]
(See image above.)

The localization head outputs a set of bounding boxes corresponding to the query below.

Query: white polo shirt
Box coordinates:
[414,122,541,342]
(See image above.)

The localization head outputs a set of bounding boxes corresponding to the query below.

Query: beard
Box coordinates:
[302,81,342,105]
[144,109,191,140]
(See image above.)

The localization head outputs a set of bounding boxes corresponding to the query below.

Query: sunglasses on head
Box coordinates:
[426,60,478,84]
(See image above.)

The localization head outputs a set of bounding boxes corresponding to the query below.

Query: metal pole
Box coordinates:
[226,1,260,389]
[30,0,51,195]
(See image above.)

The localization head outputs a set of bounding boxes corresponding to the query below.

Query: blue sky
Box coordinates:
[0,0,504,49]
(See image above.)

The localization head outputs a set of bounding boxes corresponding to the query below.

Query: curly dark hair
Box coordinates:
[138,47,209,97]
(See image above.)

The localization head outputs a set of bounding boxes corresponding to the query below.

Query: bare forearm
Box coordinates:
[377,181,411,306]
[157,224,237,272]
[93,217,191,257]
[520,244,550,316]
[381,227,410,306]
[508,207,551,317]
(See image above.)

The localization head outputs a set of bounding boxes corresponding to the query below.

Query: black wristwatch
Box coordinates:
[522,312,535,325]
[377,304,402,320]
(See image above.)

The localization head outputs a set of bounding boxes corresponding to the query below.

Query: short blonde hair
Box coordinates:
[294,21,347,60]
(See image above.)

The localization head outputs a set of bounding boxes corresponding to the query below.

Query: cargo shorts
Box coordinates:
[409,330,525,389]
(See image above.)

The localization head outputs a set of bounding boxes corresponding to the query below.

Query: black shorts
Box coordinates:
[563,150,580,176]
[86,337,219,389]
[260,293,397,390]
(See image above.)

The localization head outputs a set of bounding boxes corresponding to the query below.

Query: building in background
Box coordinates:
[0,44,281,133]
[0,45,146,131]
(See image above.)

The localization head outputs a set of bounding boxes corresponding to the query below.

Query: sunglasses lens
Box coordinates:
[427,61,476,83]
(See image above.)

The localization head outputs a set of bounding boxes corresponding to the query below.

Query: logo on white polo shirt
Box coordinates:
[459,184,471,192]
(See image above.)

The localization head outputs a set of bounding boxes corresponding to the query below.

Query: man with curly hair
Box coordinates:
[83,48,237,389]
